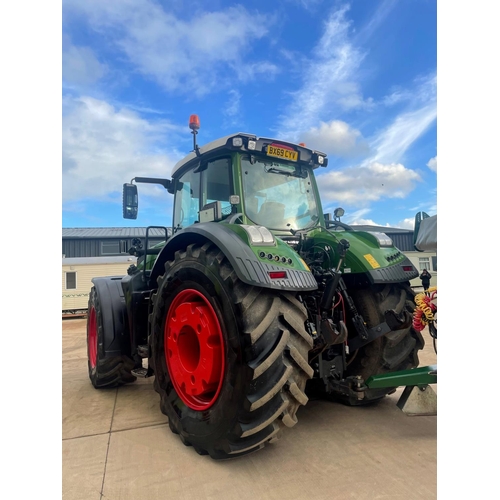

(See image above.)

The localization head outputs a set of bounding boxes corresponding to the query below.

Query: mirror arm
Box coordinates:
[132,177,171,190]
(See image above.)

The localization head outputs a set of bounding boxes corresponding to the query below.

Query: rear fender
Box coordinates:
[91,276,131,359]
[149,222,317,292]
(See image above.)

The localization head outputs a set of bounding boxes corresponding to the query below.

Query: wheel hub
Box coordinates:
[165,289,225,410]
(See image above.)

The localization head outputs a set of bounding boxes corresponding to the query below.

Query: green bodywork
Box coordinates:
[137,144,415,281]
[365,365,437,389]
[293,227,408,274]
[138,222,311,273]
[227,151,410,276]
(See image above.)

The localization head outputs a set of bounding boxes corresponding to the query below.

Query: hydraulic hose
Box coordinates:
[412,287,437,331]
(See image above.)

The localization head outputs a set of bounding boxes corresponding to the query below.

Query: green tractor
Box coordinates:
[87,115,426,459]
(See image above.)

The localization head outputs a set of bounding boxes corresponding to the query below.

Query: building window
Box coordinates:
[418,257,431,272]
[431,256,437,272]
[101,241,120,255]
[66,272,77,290]
[101,240,129,255]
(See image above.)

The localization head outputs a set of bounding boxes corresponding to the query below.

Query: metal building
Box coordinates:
[62,227,171,258]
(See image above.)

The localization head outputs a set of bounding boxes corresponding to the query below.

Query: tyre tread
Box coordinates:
[151,243,312,459]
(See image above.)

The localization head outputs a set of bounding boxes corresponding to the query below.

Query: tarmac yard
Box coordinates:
[62,318,437,500]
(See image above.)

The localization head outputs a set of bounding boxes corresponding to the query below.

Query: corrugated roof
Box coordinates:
[350,224,412,234]
[62,256,137,265]
[62,225,410,239]
[62,227,171,238]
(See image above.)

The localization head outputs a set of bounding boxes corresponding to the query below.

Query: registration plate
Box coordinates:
[267,144,298,162]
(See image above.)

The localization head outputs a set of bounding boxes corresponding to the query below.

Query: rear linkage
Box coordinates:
[297,237,413,403]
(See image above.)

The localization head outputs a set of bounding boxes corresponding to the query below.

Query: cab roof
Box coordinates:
[171,133,327,177]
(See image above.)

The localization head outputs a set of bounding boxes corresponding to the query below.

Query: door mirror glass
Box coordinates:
[123,183,138,219]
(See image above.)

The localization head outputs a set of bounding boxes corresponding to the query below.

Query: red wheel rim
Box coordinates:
[88,306,97,368]
[165,289,225,411]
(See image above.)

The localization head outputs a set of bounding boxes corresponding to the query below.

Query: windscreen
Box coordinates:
[241,156,319,231]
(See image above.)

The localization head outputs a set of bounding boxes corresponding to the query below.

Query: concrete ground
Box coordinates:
[62,319,437,500]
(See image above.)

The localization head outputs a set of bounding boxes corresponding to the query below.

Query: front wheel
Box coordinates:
[344,283,425,403]
[150,243,313,459]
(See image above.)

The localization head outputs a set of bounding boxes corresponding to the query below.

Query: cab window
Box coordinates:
[173,157,232,228]
[202,157,232,217]
[173,168,200,228]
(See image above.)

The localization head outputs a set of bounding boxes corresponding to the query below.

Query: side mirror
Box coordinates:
[123,183,138,219]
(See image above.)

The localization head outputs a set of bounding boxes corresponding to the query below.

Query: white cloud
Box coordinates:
[300,120,370,157]
[287,0,322,11]
[382,88,412,107]
[350,219,384,226]
[317,73,435,214]
[233,62,280,83]
[369,73,436,164]
[382,73,436,108]
[354,0,397,44]
[62,96,181,203]
[279,5,372,141]
[62,43,107,86]
[427,156,437,172]
[369,104,436,165]
[397,217,415,229]
[350,217,414,229]
[222,89,244,129]
[224,90,241,118]
[63,1,276,96]
[317,161,422,205]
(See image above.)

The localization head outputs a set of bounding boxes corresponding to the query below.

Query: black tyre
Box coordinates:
[344,283,425,403]
[150,242,313,459]
[87,286,136,388]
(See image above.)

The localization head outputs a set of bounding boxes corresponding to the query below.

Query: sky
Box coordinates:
[62,0,437,230]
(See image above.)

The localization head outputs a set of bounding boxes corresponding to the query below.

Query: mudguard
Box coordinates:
[149,222,317,292]
[91,276,130,359]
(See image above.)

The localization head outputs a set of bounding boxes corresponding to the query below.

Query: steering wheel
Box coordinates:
[226,212,243,224]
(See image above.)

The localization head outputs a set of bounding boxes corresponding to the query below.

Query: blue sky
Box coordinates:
[62,0,437,230]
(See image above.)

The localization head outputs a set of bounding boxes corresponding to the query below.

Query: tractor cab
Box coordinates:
[123,115,329,238]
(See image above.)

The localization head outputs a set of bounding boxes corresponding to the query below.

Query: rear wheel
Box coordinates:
[87,287,136,388]
[150,242,313,459]
[344,283,424,403]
